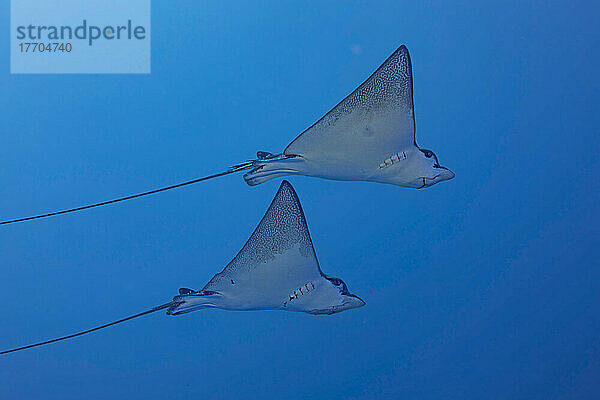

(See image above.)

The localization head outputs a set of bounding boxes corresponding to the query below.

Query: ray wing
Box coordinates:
[203,181,322,293]
[284,45,415,170]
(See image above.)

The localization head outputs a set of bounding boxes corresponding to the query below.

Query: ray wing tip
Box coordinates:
[396,44,410,57]
[276,180,302,208]
[279,179,294,192]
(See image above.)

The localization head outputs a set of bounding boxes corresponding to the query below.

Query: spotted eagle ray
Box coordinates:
[1,181,363,355]
[1,45,453,225]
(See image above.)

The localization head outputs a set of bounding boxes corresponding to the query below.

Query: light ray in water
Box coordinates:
[1,45,453,225]
[0,181,363,355]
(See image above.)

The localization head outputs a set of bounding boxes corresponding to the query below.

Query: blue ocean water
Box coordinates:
[1,1,599,399]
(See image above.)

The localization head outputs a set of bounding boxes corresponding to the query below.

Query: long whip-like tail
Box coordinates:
[0,302,175,355]
[0,162,254,226]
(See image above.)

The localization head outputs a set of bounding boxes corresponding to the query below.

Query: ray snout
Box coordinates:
[437,166,455,181]
[418,167,455,189]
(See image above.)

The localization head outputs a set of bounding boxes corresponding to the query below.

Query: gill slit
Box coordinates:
[378,151,407,169]
[282,282,316,307]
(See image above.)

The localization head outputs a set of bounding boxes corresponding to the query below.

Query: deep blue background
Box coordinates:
[1,1,599,399]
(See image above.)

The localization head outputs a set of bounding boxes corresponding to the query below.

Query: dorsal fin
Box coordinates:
[256,151,275,160]
[178,288,195,295]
